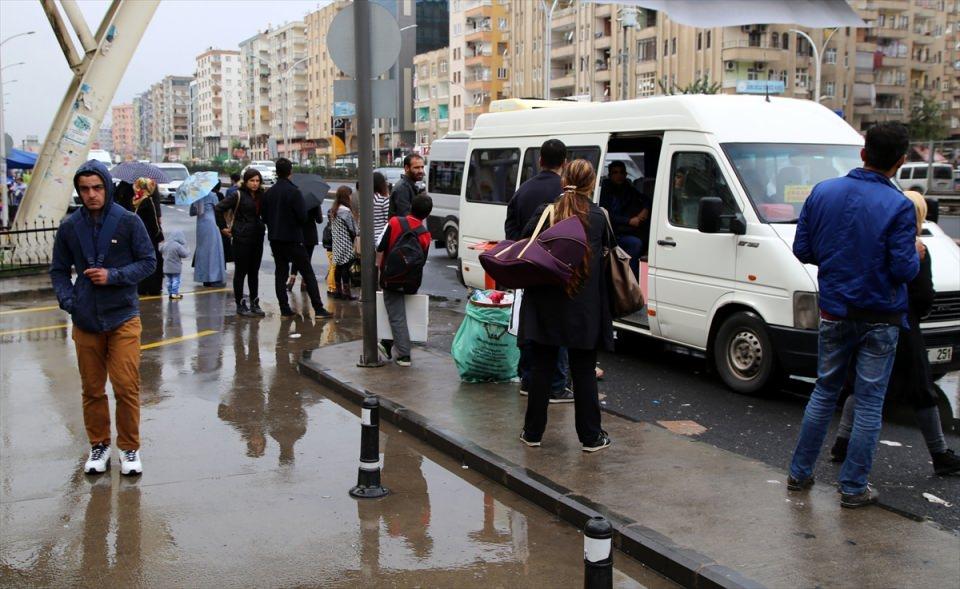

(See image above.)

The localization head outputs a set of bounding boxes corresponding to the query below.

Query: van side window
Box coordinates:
[669,152,738,229]
[899,167,911,180]
[428,160,465,196]
[520,146,601,184]
[465,148,521,205]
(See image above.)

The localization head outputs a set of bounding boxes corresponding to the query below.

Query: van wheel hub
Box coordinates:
[728,330,762,379]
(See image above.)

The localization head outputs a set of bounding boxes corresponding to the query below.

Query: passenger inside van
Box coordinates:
[599,161,651,277]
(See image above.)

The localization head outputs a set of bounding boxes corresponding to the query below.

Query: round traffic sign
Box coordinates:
[326,3,402,79]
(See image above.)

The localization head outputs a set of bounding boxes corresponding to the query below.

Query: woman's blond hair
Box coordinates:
[902,190,927,235]
[554,158,596,297]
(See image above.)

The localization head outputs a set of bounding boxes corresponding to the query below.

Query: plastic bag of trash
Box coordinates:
[452,292,519,383]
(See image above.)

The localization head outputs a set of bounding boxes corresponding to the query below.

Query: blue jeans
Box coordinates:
[165,273,181,295]
[789,319,899,495]
[519,340,568,393]
[617,234,644,278]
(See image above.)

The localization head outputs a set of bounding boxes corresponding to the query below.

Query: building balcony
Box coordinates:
[721,41,787,63]
[465,53,491,67]
[595,4,613,17]
[594,35,611,50]
[551,73,576,89]
[595,68,611,82]
[855,70,876,83]
[870,1,908,11]
[876,82,909,94]
[465,29,494,44]
[464,3,492,20]
[552,43,575,60]
[912,32,936,44]
[911,60,936,71]
[874,26,909,39]
[552,7,576,30]
[465,78,489,90]
[874,106,904,115]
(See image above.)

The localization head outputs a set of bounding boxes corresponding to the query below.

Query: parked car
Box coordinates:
[954,167,959,192]
[242,163,277,187]
[895,162,954,194]
[157,163,190,204]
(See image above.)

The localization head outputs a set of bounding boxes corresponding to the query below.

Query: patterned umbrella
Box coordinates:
[174,171,220,205]
[110,161,170,184]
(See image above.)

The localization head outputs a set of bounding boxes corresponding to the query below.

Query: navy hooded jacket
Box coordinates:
[50,160,156,333]
[793,167,919,322]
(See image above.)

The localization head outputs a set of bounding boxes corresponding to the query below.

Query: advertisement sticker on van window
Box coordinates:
[783,185,814,203]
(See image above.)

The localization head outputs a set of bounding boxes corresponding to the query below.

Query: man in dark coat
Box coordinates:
[50,160,156,477]
[260,158,331,318]
[388,153,425,218]
[598,160,652,277]
[503,139,572,403]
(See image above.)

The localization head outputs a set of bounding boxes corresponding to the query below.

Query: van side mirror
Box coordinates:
[698,197,747,235]
[925,196,939,224]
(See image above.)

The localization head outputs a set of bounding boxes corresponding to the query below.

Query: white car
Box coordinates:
[896,162,954,194]
[156,163,190,204]
[242,164,277,186]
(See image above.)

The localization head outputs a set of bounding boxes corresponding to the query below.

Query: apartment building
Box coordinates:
[414,48,451,150]
[268,22,309,162]
[195,48,242,160]
[239,31,273,161]
[111,103,136,160]
[506,0,952,134]
[941,0,959,137]
[305,1,350,166]
[150,76,193,162]
[133,93,151,159]
[448,0,510,132]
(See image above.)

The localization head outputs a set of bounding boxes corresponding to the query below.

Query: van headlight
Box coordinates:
[793,292,818,330]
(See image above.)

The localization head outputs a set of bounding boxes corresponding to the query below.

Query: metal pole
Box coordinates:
[1,59,7,227]
[541,0,559,99]
[789,28,836,104]
[620,14,628,101]
[354,0,381,367]
[926,139,935,196]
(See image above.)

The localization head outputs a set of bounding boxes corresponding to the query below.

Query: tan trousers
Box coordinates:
[72,317,142,451]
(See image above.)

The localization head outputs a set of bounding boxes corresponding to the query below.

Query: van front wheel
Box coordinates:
[445,226,459,259]
[713,311,778,395]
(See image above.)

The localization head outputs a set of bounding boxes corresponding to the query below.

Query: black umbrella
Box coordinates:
[291,173,331,210]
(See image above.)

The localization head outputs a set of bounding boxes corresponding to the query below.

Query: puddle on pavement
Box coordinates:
[0,292,674,588]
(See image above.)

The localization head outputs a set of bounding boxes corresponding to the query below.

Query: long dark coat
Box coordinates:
[888,251,938,408]
[215,188,266,246]
[117,182,164,295]
[518,202,614,351]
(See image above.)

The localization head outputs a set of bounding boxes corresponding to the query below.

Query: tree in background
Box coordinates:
[658,77,722,95]
[907,93,948,141]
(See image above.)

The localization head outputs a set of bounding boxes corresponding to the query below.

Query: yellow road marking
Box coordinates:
[0,324,69,336]
[140,330,217,350]
[0,288,230,316]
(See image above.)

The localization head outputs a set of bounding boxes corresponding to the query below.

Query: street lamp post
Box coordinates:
[788,27,839,104]
[1,30,35,228]
[281,56,309,163]
[540,0,560,99]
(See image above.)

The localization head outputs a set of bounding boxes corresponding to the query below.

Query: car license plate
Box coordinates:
[928,347,953,364]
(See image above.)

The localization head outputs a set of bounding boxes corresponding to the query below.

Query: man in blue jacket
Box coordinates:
[787,122,920,508]
[50,160,156,476]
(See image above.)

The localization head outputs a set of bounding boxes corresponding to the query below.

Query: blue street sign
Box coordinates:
[736,80,786,95]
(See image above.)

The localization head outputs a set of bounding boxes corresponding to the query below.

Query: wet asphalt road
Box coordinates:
[161,206,959,531]
[0,282,672,587]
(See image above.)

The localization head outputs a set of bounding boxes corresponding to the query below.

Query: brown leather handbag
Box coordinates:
[600,208,645,318]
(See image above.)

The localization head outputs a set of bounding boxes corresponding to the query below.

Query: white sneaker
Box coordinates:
[84,443,110,474]
[119,449,142,476]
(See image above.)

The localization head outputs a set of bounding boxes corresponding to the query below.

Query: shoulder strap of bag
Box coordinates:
[228,191,242,229]
[397,216,411,234]
[517,204,554,258]
[599,206,616,245]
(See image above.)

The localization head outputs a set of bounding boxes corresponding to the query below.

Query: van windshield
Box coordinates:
[723,143,862,223]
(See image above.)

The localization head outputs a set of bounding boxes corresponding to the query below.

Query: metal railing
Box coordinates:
[0,219,58,274]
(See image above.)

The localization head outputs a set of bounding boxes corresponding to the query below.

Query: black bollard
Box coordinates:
[583,516,613,589]
[349,396,389,499]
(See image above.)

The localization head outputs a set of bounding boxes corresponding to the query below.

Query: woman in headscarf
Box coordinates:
[190,182,226,287]
[117,178,165,295]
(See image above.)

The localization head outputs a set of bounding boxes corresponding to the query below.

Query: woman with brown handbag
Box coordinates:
[215,168,266,317]
[518,159,614,453]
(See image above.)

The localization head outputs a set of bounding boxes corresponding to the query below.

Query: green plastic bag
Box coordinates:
[451,300,520,383]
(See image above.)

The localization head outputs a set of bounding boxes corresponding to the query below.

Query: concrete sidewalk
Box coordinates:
[300,341,960,589]
[0,272,53,301]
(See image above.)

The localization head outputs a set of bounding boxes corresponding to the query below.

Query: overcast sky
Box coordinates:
[1,0,328,143]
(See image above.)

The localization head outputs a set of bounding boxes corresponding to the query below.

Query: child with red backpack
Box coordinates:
[377,193,433,367]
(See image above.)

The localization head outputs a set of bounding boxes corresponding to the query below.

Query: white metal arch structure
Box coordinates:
[12,0,159,237]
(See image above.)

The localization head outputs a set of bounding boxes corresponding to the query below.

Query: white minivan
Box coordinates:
[458,96,960,394]
[426,132,470,258]
[895,162,955,194]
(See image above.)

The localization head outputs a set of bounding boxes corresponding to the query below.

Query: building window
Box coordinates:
[823,81,836,97]
[671,37,677,55]
[637,72,656,97]
[771,32,780,48]
[499,17,507,30]
[781,33,789,51]
[440,60,448,73]
[706,30,711,49]
[663,40,669,57]
[824,48,837,64]
[638,38,656,61]
[795,68,809,89]
[697,32,702,50]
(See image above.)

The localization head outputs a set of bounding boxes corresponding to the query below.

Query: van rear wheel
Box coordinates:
[445,226,459,259]
[713,311,778,395]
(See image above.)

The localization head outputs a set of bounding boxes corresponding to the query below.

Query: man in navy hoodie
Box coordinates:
[787,123,920,508]
[50,160,156,476]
